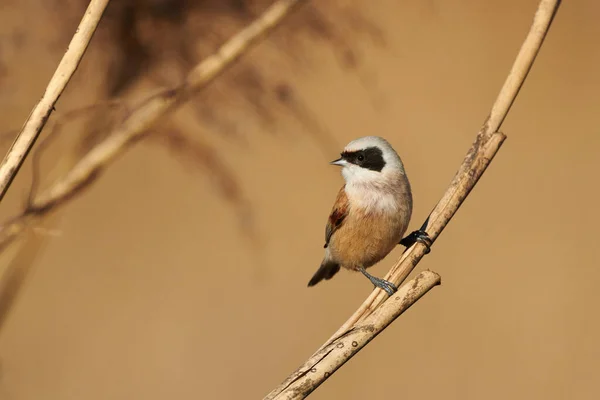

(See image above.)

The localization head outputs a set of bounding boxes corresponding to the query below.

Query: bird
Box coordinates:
[307,136,431,295]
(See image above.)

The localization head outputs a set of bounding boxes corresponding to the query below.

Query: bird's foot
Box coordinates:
[400,229,433,254]
[374,279,397,296]
[359,267,397,296]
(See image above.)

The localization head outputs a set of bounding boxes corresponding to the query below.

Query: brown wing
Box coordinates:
[324,186,349,249]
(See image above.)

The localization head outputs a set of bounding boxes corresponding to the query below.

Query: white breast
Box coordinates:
[345,184,402,213]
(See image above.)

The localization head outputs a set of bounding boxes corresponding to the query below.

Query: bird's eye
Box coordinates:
[357,154,365,162]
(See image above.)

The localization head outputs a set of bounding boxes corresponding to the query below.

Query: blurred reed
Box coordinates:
[0,0,305,338]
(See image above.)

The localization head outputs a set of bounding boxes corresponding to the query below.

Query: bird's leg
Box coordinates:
[359,267,397,296]
[399,229,433,254]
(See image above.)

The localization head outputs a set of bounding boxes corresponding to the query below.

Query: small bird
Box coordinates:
[307,136,431,295]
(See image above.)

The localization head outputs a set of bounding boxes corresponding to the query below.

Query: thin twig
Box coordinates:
[0,0,111,202]
[265,0,561,398]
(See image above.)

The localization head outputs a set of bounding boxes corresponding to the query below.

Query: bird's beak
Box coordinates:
[330,158,348,167]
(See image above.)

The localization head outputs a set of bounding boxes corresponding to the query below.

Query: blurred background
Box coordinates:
[0,0,599,399]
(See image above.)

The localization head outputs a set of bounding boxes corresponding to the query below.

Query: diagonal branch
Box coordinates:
[265,0,561,398]
[0,0,111,202]
[274,271,441,399]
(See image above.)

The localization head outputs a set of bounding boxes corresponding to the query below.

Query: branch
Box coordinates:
[272,271,441,399]
[0,0,111,202]
[265,0,561,398]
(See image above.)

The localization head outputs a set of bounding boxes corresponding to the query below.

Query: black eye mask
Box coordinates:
[341,146,386,172]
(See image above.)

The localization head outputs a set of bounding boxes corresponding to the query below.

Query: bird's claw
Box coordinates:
[400,229,433,254]
[414,230,432,254]
[359,267,397,296]
[375,279,397,296]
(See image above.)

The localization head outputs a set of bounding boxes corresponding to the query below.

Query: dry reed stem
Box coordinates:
[0,0,111,202]
[0,0,305,248]
[272,271,441,399]
[265,0,560,398]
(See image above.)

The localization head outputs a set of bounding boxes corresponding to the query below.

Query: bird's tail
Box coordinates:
[307,260,340,287]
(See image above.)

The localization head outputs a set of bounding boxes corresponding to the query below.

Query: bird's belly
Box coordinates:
[328,211,407,270]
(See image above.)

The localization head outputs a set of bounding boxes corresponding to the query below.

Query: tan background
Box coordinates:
[0,0,599,399]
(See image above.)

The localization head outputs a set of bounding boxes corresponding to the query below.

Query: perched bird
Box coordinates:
[307,136,431,295]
